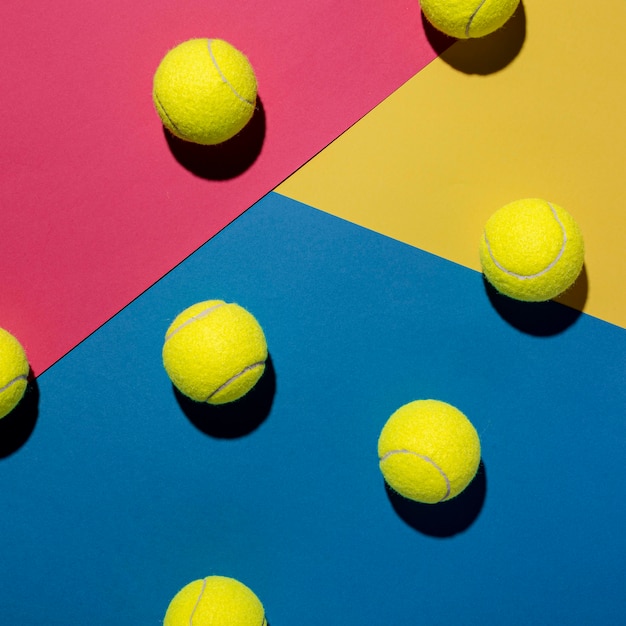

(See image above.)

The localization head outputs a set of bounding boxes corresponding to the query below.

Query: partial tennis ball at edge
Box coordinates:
[378,400,481,504]
[164,576,267,626]
[153,38,257,145]
[420,0,520,39]
[479,198,585,302]
[0,327,29,419]
[162,300,267,405]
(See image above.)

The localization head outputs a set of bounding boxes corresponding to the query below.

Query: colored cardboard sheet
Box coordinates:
[0,0,442,375]
[1,193,625,624]
[278,0,626,329]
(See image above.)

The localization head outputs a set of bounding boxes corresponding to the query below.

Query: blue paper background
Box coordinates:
[1,192,624,625]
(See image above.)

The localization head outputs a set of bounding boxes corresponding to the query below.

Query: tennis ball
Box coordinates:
[164,576,267,626]
[479,198,585,302]
[153,38,257,145]
[378,400,481,504]
[420,0,520,39]
[0,328,29,420]
[162,300,267,405]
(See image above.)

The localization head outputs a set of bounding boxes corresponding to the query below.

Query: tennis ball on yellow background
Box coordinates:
[153,38,257,145]
[164,576,267,626]
[378,400,481,504]
[162,300,267,405]
[0,327,29,419]
[479,198,585,302]
[420,0,520,39]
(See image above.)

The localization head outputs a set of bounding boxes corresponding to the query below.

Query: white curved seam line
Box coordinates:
[165,303,227,342]
[154,93,182,134]
[0,374,28,394]
[484,202,568,280]
[189,577,207,626]
[205,361,265,402]
[380,449,451,502]
[466,0,488,37]
[207,39,255,107]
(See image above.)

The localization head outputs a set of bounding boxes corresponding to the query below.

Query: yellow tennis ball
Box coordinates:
[153,38,257,145]
[164,576,267,626]
[0,328,29,420]
[420,0,520,39]
[162,300,267,405]
[378,400,481,504]
[479,198,585,302]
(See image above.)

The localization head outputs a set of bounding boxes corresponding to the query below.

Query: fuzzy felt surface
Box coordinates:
[162,300,267,404]
[479,199,585,302]
[378,400,481,504]
[0,328,29,419]
[164,576,266,626]
[153,39,257,145]
[419,0,520,38]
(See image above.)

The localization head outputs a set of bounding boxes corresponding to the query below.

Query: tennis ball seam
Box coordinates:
[208,39,255,108]
[0,374,28,394]
[162,300,267,404]
[165,302,226,341]
[165,576,267,626]
[188,578,267,626]
[205,361,265,402]
[189,577,209,624]
[466,0,488,36]
[380,448,451,502]
[154,93,182,136]
[484,201,567,280]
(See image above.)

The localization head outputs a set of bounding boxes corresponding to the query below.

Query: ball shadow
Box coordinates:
[422,1,526,74]
[385,460,487,537]
[173,354,276,439]
[164,96,266,180]
[553,262,589,314]
[483,264,588,336]
[0,374,39,459]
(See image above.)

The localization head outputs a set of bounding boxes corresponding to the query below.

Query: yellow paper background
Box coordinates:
[278,0,626,328]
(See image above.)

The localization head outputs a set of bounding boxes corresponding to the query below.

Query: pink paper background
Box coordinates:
[0,0,440,374]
